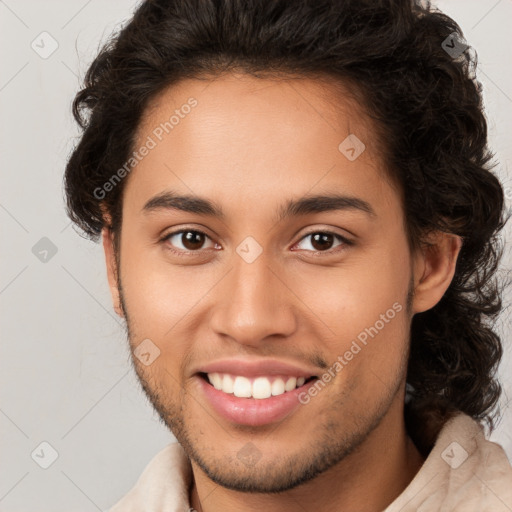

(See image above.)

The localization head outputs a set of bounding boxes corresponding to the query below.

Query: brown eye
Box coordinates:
[294,231,350,253]
[163,229,216,252]
[181,231,206,250]
[310,233,335,251]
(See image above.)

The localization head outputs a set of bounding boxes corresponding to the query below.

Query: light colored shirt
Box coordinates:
[109,412,512,511]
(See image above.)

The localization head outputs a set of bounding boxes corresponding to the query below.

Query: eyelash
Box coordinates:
[159,228,353,258]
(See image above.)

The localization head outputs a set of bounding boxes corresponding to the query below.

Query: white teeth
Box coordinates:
[222,374,234,394]
[284,377,297,392]
[208,372,222,390]
[271,378,285,396]
[252,377,272,399]
[206,373,310,398]
[233,376,252,398]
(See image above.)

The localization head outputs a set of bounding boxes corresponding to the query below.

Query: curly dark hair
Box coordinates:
[64,0,509,453]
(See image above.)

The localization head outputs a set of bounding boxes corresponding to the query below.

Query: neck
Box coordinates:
[189,401,425,512]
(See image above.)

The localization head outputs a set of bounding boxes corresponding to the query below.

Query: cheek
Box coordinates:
[291,243,411,388]
[294,253,409,339]
[121,252,198,388]
[120,241,210,334]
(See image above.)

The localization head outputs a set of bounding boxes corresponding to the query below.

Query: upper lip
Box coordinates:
[195,358,320,378]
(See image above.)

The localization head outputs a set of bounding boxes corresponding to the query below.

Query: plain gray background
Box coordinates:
[1,0,511,510]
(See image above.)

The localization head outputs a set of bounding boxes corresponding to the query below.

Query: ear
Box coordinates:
[102,226,124,318]
[411,232,462,315]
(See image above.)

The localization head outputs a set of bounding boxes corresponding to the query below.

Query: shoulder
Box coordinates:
[108,442,193,512]
[386,412,512,512]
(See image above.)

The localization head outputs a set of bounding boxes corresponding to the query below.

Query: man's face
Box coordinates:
[110,73,417,492]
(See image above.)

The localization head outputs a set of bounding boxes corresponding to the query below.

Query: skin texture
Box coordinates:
[102,73,462,512]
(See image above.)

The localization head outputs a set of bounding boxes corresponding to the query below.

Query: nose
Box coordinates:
[209,249,297,347]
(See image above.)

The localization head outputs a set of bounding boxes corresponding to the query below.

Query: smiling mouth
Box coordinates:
[199,372,318,400]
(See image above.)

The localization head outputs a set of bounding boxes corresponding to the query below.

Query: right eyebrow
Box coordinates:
[142,190,226,219]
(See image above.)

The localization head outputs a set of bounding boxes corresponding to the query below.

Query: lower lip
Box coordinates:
[196,375,316,426]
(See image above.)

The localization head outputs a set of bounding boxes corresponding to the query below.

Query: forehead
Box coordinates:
[138,72,377,158]
[125,73,398,218]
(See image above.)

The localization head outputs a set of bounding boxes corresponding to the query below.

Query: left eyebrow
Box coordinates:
[141,190,376,222]
[274,193,376,223]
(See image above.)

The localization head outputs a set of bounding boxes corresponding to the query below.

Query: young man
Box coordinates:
[64,0,512,510]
